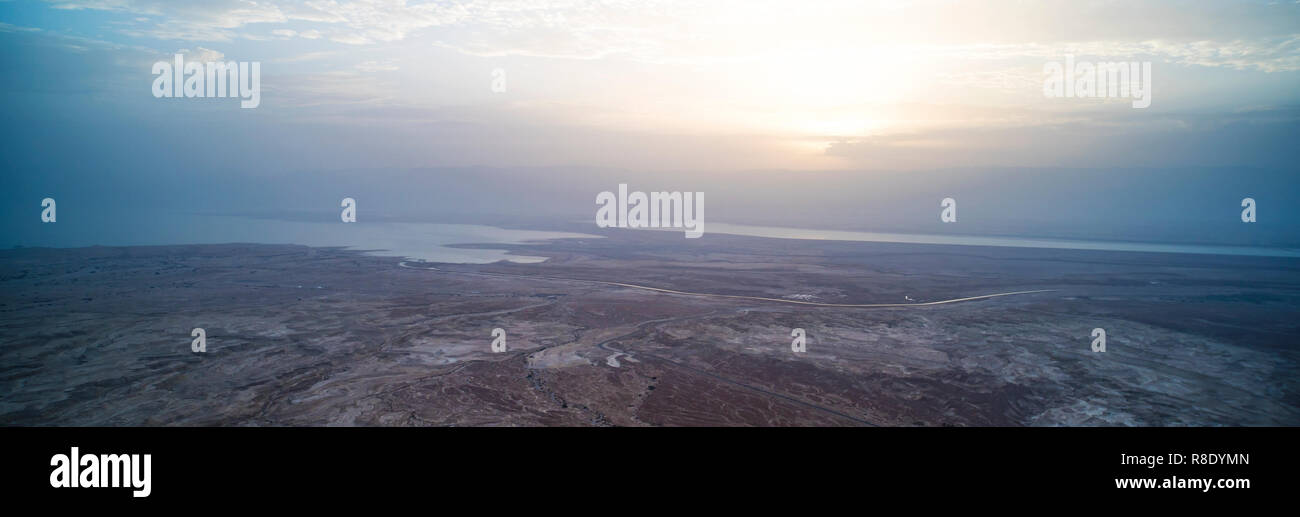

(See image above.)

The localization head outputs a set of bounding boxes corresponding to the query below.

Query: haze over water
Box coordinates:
[706,222,1300,258]
[9,211,1298,264]
[4,214,598,264]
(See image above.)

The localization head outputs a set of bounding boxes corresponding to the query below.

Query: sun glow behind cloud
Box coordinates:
[4,0,1299,170]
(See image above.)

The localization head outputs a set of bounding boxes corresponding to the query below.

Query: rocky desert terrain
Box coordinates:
[2,230,1297,426]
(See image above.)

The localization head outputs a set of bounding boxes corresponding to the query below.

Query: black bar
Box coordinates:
[2,427,1288,507]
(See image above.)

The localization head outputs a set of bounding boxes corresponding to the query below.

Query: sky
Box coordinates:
[1,0,1298,246]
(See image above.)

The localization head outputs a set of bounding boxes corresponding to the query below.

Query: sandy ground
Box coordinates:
[1,231,1297,426]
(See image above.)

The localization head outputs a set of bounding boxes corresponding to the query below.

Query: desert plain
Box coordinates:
[1,229,1296,426]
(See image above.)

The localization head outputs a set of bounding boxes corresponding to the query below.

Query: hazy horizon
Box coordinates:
[2,0,1298,248]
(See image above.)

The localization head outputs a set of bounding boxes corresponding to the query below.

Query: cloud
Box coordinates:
[0,22,44,33]
[823,107,1300,169]
[354,60,398,72]
[56,0,289,41]
[928,37,1300,73]
[15,0,1300,173]
[33,1,1299,74]
[47,0,462,42]
[273,50,336,63]
[175,46,225,62]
